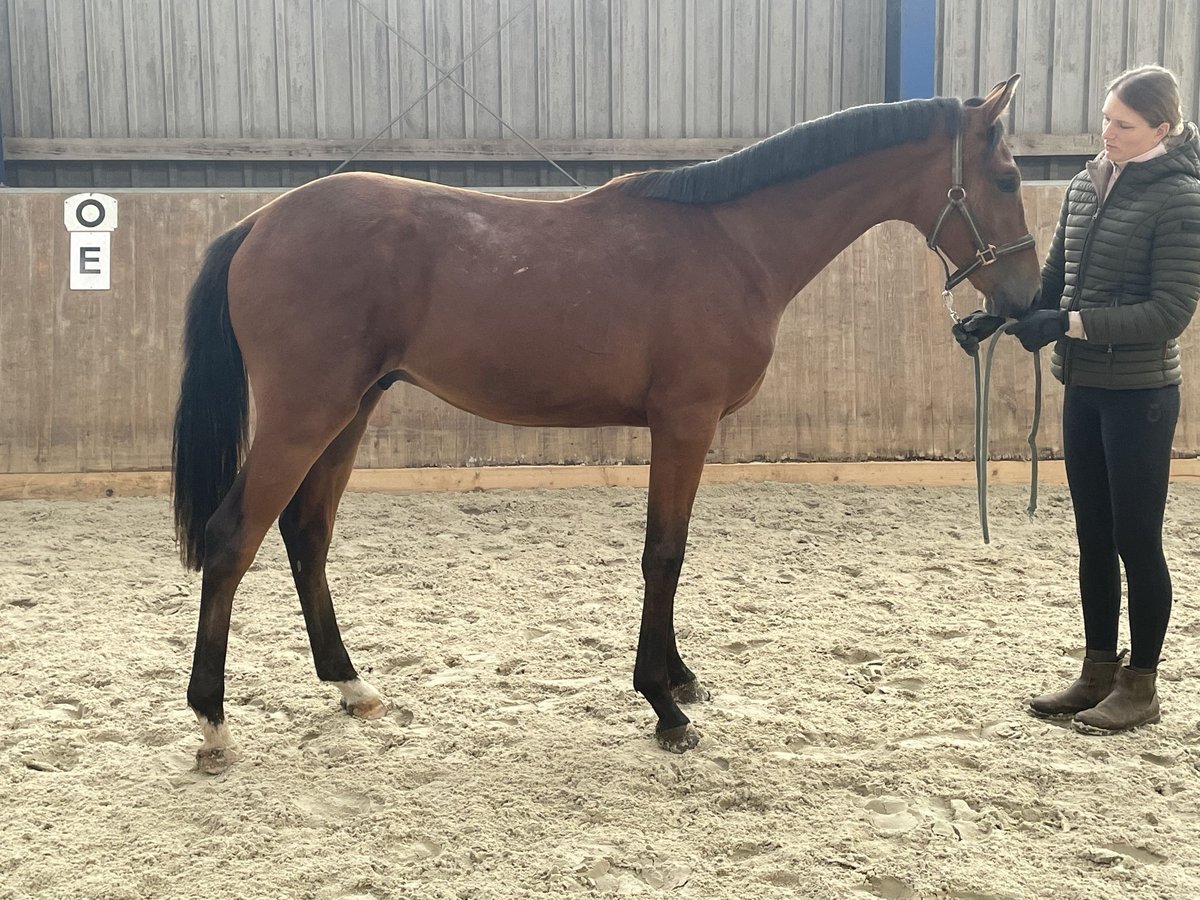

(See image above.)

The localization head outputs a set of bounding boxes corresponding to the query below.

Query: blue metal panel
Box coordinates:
[899,0,936,99]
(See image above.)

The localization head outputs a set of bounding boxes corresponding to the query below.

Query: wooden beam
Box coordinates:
[344,461,1072,493]
[0,471,173,500]
[16,458,1194,501]
[4,133,1101,164]
[1007,133,1100,157]
[3,137,752,163]
[13,459,1200,501]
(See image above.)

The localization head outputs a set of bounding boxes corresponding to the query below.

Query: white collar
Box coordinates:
[1112,141,1169,170]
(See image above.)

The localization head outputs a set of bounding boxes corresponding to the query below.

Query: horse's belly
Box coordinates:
[405,370,648,429]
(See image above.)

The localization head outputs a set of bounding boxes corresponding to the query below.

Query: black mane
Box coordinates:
[617,97,965,204]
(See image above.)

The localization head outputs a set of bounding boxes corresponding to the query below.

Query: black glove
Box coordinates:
[951,310,1007,357]
[1004,310,1068,352]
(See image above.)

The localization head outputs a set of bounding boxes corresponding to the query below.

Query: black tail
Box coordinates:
[172,221,254,571]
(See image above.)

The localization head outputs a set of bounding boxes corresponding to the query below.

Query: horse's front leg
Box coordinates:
[634,412,718,753]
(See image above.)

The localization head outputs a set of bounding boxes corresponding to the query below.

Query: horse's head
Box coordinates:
[925,75,1042,320]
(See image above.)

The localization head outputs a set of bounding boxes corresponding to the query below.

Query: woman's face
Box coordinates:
[1101,91,1169,163]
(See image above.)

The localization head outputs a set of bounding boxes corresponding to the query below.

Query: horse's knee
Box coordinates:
[641,541,685,582]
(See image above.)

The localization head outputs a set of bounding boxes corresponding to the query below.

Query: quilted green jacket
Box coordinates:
[1042,123,1200,388]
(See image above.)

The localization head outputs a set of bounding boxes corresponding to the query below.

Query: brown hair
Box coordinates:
[1107,65,1184,135]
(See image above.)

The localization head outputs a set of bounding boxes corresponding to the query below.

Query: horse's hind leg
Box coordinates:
[188,396,361,774]
[634,410,719,753]
[278,385,387,720]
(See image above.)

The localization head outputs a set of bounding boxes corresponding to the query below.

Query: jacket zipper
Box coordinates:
[1065,170,1123,383]
[1107,278,1120,376]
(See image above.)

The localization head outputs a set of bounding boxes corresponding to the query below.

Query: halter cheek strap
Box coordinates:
[926,129,1036,308]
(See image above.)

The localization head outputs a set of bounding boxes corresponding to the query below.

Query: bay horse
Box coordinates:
[173,76,1041,774]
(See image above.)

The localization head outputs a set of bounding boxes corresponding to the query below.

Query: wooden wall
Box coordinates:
[0,0,886,187]
[939,0,1200,177]
[10,1,1200,187]
[5,182,1200,475]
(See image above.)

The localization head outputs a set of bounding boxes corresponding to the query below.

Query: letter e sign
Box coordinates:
[64,193,118,291]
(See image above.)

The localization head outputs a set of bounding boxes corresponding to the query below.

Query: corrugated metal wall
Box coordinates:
[0,0,887,187]
[939,0,1200,177]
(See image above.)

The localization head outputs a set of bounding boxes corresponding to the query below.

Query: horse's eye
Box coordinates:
[997,176,1020,193]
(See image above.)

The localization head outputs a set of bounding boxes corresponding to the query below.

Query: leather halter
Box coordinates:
[926,128,1036,301]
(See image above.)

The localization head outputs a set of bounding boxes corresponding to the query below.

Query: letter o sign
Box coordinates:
[74,198,108,229]
[64,193,118,291]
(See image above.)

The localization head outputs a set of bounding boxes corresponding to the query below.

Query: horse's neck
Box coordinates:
[712,143,941,313]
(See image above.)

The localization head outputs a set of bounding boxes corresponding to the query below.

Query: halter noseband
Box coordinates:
[926,127,1036,315]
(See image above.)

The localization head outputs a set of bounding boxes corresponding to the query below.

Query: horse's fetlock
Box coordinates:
[633,667,668,699]
[187,675,225,722]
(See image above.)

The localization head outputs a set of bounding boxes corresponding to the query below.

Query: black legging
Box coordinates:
[1062,384,1180,669]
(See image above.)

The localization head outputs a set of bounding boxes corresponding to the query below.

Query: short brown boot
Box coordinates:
[1027,651,1124,719]
[1073,666,1161,735]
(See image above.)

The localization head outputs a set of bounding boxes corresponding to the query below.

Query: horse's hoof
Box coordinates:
[341,696,388,720]
[194,716,234,774]
[656,723,701,754]
[672,678,712,704]
[195,747,235,775]
[335,678,388,720]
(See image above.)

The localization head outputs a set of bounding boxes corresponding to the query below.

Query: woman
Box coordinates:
[988,66,1200,733]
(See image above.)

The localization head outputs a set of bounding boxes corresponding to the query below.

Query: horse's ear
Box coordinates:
[978,74,1021,123]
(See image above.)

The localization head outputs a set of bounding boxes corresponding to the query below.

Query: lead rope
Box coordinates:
[945,293,991,542]
[948,294,1043,542]
[972,337,1043,543]
[975,332,1001,543]
[1027,348,1042,518]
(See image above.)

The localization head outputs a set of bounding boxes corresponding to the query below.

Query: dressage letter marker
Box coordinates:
[64,193,118,291]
